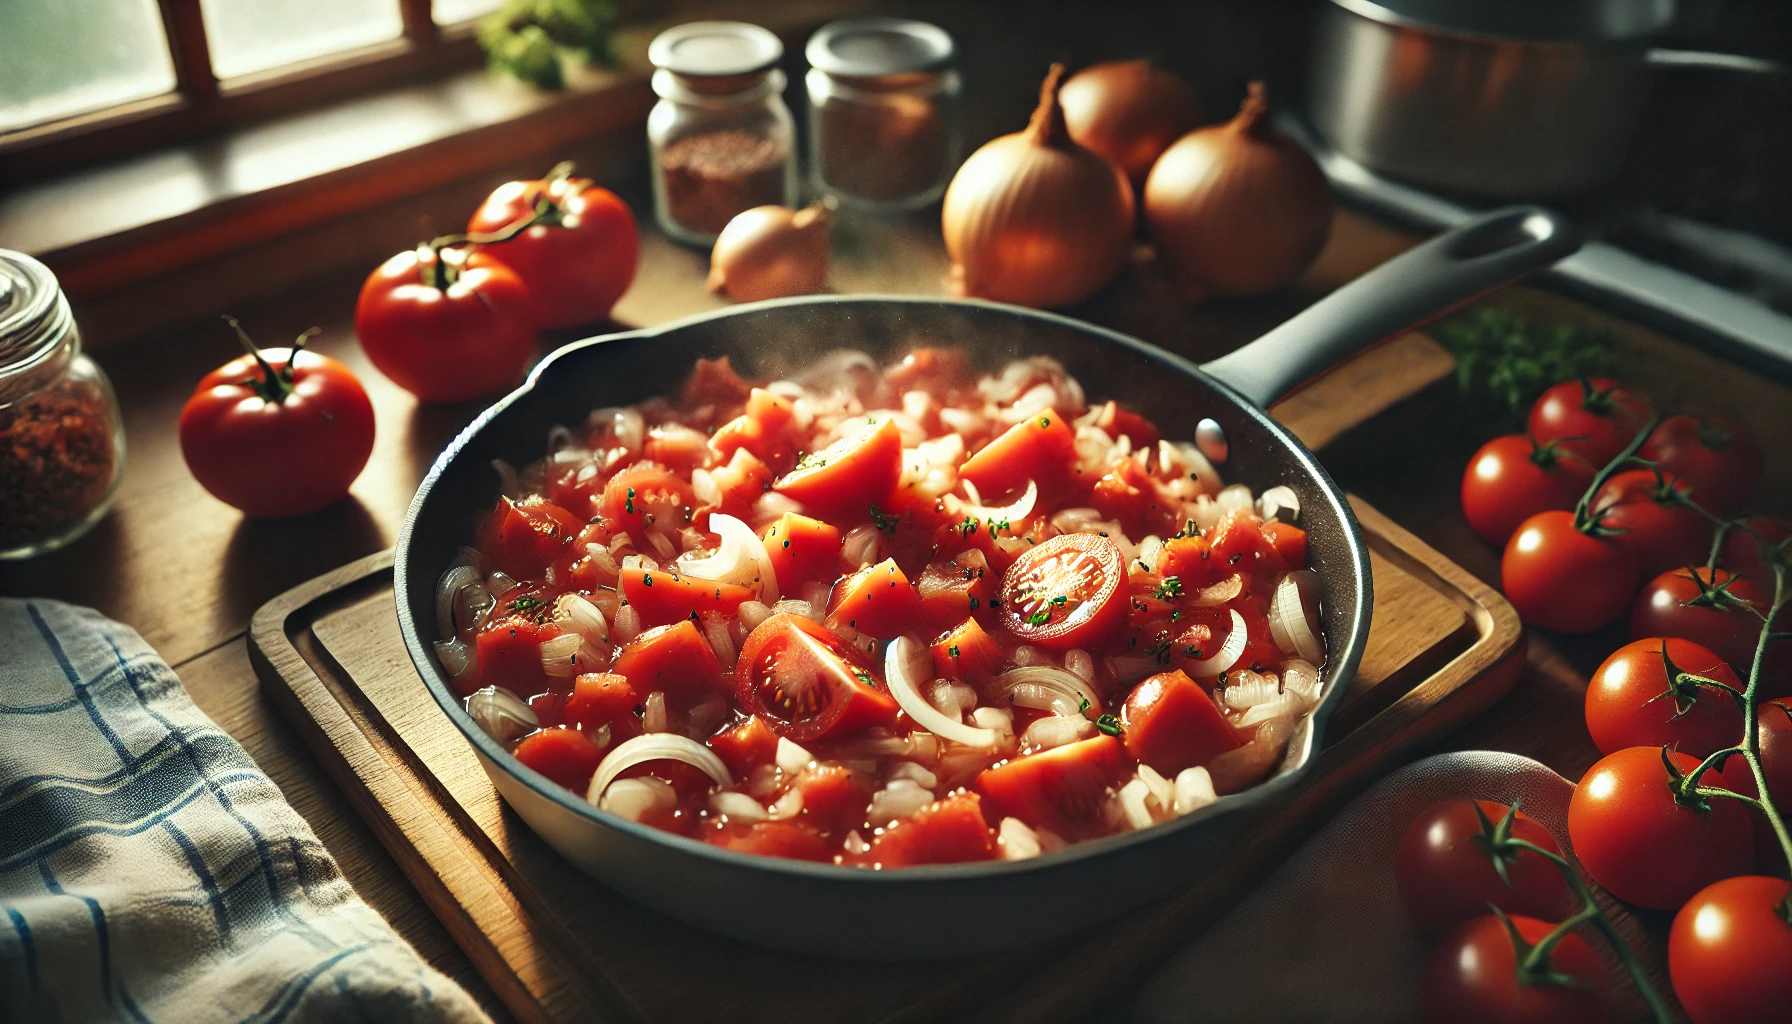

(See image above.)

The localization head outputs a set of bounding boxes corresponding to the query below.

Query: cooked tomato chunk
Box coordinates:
[1120,670,1241,776]
[735,614,899,742]
[709,820,830,861]
[564,672,638,733]
[931,617,1003,682]
[761,512,843,594]
[513,727,603,793]
[975,736,1133,839]
[610,621,725,701]
[959,410,1076,499]
[480,497,581,578]
[619,567,756,627]
[706,715,781,778]
[773,418,903,514]
[827,558,922,639]
[860,793,996,867]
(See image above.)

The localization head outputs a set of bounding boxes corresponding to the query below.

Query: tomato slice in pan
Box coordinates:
[975,735,1133,840]
[998,532,1127,650]
[601,462,694,533]
[735,613,898,742]
[618,566,756,627]
[772,417,903,514]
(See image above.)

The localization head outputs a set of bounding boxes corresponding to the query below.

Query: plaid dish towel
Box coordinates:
[0,599,489,1024]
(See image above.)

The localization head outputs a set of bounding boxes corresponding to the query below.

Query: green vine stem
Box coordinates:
[1572,414,1663,533]
[417,161,576,290]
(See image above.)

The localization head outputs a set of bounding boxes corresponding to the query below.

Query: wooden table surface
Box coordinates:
[5,194,1787,1019]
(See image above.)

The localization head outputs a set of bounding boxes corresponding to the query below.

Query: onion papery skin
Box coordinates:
[1143,82,1331,301]
[707,202,832,303]
[1060,60,1201,189]
[942,64,1135,310]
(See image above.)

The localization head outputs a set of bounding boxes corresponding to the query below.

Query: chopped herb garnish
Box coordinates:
[1229,552,1242,565]
[1027,610,1050,626]
[869,504,899,535]
[1096,713,1124,737]
[968,597,981,610]
[1155,576,1183,600]
[641,573,654,587]
[853,670,875,687]
[1077,695,1092,715]
[948,645,961,658]
[1147,630,1173,665]
[1039,416,1051,428]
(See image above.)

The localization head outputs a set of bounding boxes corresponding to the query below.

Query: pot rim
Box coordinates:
[1327,0,1671,47]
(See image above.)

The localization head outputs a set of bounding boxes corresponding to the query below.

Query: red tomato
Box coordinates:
[1501,510,1640,634]
[512,727,603,793]
[1567,746,1753,910]
[975,735,1133,839]
[826,558,921,639]
[1261,520,1308,568]
[564,672,637,733]
[179,328,374,518]
[760,513,842,595]
[479,496,582,579]
[711,387,798,470]
[1526,377,1654,467]
[706,715,780,778]
[931,617,1004,682]
[706,447,772,513]
[354,245,537,402]
[1459,434,1594,546]
[1419,914,1609,1024]
[1395,799,1572,936]
[1088,400,1160,450]
[999,533,1128,651]
[1631,567,1777,687]
[1669,875,1792,1024]
[788,763,873,835]
[473,603,560,697]
[1719,699,1792,871]
[959,409,1077,499]
[1090,456,1178,539]
[467,170,638,329]
[600,462,695,535]
[1644,414,1763,514]
[1585,638,1743,757]
[772,418,903,515]
[734,614,898,742]
[610,621,724,702]
[1206,509,1291,581]
[859,793,996,867]
[618,567,755,627]
[1119,669,1241,776]
[708,820,830,861]
[1720,517,1791,593]
[1589,469,1712,579]
[915,554,995,629]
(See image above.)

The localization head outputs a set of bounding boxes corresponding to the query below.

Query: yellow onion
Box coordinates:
[1144,82,1331,301]
[942,64,1135,309]
[707,201,832,303]
[1060,60,1201,189]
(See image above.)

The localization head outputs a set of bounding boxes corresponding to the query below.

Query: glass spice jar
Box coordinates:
[0,249,125,560]
[647,21,798,246]
[805,17,959,211]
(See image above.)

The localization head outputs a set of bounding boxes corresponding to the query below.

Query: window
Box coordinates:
[0,0,500,182]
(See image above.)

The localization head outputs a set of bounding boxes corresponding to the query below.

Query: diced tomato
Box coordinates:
[827,558,922,639]
[1262,520,1307,568]
[472,610,561,697]
[915,552,994,629]
[791,763,874,834]
[528,689,566,728]
[479,497,582,578]
[760,512,843,594]
[565,672,638,732]
[710,388,799,471]
[644,425,710,475]
[512,727,603,793]
[678,355,752,409]
[619,567,755,627]
[1208,509,1289,579]
[882,347,973,395]
[959,410,1077,500]
[735,614,898,742]
[610,620,725,701]
[998,533,1128,651]
[931,617,1004,682]
[1092,400,1161,450]
[773,418,903,515]
[707,715,780,778]
[1120,669,1241,776]
[975,735,1133,839]
[600,462,695,535]
[709,820,830,861]
[1091,457,1181,540]
[1155,534,1229,589]
[860,793,996,867]
[706,447,772,513]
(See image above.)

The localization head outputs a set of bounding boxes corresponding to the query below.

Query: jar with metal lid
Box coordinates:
[647,21,798,246]
[0,249,124,559]
[805,17,960,211]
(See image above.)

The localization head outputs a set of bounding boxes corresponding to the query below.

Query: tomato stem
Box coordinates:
[222,315,317,404]
[1572,415,1662,533]
[417,161,580,291]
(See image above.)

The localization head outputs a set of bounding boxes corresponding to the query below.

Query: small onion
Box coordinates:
[707,201,832,303]
[1144,82,1332,301]
[1268,570,1326,663]
[942,63,1135,309]
[885,636,1001,748]
[710,790,769,823]
[1208,714,1297,794]
[1059,59,1202,189]
[588,733,731,805]
[1187,608,1248,678]
[1022,714,1095,751]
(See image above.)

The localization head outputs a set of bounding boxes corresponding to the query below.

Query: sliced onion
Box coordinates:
[885,636,1000,748]
[737,599,773,631]
[1281,658,1322,704]
[868,778,935,825]
[1257,485,1299,522]
[690,468,722,507]
[433,637,474,679]
[1021,714,1094,751]
[701,613,736,668]
[992,666,1098,718]
[1064,649,1095,683]
[612,605,642,645]
[539,632,588,678]
[750,490,804,528]
[641,691,669,733]
[1118,778,1155,830]
[1138,763,1174,813]
[1268,570,1326,663]
[1177,441,1223,493]
[436,565,483,639]
[601,777,675,821]
[1220,669,1282,711]
[999,817,1043,860]
[492,459,521,498]
[1186,573,1243,608]
[775,737,814,774]
[710,790,768,823]
[555,593,609,643]
[1172,766,1217,816]
[486,571,518,598]
[1215,483,1254,517]
[467,686,537,745]
[945,478,1038,533]
[588,733,731,805]
[1208,715,1297,795]
[702,513,779,602]
[888,761,938,789]
[793,349,879,390]
[1187,608,1248,678]
[842,523,883,568]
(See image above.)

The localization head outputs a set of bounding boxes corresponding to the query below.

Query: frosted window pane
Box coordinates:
[199,0,405,80]
[434,0,505,25]
[0,0,176,132]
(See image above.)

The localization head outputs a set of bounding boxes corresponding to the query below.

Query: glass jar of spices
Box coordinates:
[0,249,124,559]
[805,17,959,211]
[647,21,798,246]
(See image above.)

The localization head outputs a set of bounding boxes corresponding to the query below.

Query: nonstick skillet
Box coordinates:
[395,205,1577,958]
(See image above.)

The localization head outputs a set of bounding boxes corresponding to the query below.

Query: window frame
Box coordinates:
[0,0,488,184]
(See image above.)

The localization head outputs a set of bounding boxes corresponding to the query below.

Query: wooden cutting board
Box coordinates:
[248,494,1522,1024]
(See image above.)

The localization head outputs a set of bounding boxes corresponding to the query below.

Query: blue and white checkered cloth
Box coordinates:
[0,599,488,1024]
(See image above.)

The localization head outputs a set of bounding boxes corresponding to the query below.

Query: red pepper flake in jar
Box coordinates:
[0,378,118,550]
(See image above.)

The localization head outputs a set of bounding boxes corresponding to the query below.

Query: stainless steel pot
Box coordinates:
[1308,0,1784,199]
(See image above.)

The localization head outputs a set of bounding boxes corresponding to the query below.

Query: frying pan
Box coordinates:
[395,206,1577,958]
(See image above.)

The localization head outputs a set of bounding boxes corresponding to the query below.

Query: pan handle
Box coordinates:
[1200,206,1581,409]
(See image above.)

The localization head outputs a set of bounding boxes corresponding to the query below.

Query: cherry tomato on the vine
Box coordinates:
[1719,698,1792,871]
[1567,746,1753,910]
[1643,413,1763,515]
[468,164,639,329]
[1631,567,1779,689]
[1460,434,1593,546]
[1589,469,1713,580]
[179,319,374,518]
[1419,913,1610,1024]
[1526,377,1654,468]
[1502,510,1639,634]
[1585,638,1742,757]
[1395,799,1573,935]
[355,244,537,403]
[1720,517,1791,594]
[1668,875,1792,1024]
